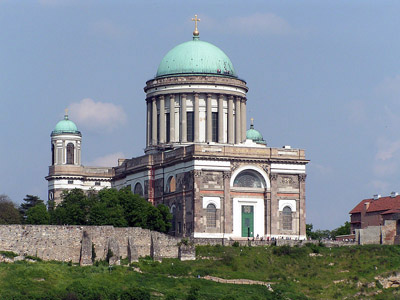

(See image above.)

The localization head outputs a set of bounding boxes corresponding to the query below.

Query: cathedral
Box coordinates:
[46,16,309,240]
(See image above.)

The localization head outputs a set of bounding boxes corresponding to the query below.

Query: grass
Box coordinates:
[1,244,400,299]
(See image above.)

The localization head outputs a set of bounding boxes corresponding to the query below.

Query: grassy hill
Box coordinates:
[1,244,400,299]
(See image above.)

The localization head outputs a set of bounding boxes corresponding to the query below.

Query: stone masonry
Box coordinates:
[0,225,190,265]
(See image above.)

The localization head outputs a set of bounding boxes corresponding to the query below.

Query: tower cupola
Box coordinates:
[50,110,82,166]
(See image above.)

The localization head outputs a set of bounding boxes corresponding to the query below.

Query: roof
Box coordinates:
[156,35,237,78]
[51,114,81,136]
[349,195,400,214]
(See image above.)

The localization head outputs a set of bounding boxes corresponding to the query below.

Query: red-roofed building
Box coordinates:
[350,193,400,234]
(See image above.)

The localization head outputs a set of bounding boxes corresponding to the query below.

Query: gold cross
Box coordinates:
[251,117,254,125]
[192,14,201,36]
[64,108,69,119]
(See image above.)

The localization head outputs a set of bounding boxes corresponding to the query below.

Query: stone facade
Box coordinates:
[355,219,400,245]
[0,225,187,265]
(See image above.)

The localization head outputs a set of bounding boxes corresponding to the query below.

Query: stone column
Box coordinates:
[159,95,165,144]
[270,174,278,237]
[299,174,307,238]
[169,94,175,143]
[152,97,157,145]
[206,93,212,143]
[228,96,234,144]
[218,94,224,143]
[181,94,187,143]
[146,100,151,147]
[241,98,247,142]
[194,93,199,143]
[235,97,241,144]
[223,171,232,234]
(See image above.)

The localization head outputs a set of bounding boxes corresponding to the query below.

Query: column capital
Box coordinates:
[182,93,187,98]
[241,97,247,103]
[228,95,234,101]
[299,174,307,182]
[152,97,156,102]
[159,95,165,100]
[271,173,278,181]
[223,171,231,179]
[169,94,175,99]
[218,94,225,99]
[207,93,212,98]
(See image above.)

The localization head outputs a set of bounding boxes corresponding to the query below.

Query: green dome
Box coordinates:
[246,123,266,145]
[156,36,237,78]
[51,114,81,136]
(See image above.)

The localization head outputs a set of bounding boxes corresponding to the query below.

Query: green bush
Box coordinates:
[232,241,240,247]
[0,251,18,258]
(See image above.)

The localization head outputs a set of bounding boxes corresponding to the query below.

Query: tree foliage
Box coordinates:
[51,188,172,233]
[26,203,50,225]
[307,221,351,240]
[19,195,44,221]
[0,194,22,224]
[331,221,351,238]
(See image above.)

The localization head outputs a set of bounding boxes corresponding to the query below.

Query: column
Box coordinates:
[194,93,199,143]
[146,100,151,147]
[169,94,175,143]
[181,94,187,143]
[241,98,247,142]
[159,96,165,144]
[152,97,157,145]
[235,97,241,144]
[218,94,224,143]
[206,94,212,143]
[228,96,234,144]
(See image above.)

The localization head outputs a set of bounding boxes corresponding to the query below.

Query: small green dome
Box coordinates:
[51,114,81,136]
[156,36,237,78]
[246,122,266,145]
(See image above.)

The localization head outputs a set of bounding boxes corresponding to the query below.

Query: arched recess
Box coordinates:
[282,206,293,230]
[51,143,55,165]
[134,182,143,196]
[166,176,176,193]
[66,143,74,165]
[230,166,269,190]
[206,203,217,228]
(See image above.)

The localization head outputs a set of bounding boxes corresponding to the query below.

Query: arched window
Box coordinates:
[134,182,143,196]
[233,170,265,188]
[66,143,74,165]
[206,203,217,228]
[166,176,176,193]
[51,144,55,165]
[282,206,292,230]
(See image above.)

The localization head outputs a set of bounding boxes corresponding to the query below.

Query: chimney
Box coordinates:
[373,194,381,200]
[391,192,398,198]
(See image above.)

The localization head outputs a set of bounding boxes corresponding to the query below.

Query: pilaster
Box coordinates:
[181,94,187,143]
[218,94,224,143]
[159,95,165,144]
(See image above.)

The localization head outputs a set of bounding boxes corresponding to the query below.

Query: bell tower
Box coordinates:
[50,109,82,166]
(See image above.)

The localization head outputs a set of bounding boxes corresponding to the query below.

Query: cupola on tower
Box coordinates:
[144,15,249,153]
[51,110,82,166]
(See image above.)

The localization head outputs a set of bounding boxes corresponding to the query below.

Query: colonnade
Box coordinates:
[146,93,247,147]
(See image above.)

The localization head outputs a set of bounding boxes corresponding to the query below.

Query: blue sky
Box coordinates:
[1,0,400,230]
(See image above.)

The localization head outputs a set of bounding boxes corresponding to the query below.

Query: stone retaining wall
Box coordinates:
[0,225,183,265]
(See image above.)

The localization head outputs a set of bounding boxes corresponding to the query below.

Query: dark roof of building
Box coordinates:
[349,195,400,214]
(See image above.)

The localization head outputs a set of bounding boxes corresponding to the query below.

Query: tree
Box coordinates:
[26,203,50,225]
[0,194,22,224]
[306,223,331,240]
[331,221,351,239]
[19,195,44,221]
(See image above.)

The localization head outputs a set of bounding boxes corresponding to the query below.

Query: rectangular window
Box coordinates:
[95,181,101,186]
[166,113,170,142]
[187,112,194,142]
[212,112,218,142]
[68,180,73,184]
[178,222,182,234]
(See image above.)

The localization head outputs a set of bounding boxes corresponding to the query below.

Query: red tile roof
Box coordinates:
[350,195,400,214]
[381,209,400,215]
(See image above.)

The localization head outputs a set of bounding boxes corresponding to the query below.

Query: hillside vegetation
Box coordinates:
[1,244,400,299]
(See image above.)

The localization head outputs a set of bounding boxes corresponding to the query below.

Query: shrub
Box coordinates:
[0,251,18,258]
[232,241,240,247]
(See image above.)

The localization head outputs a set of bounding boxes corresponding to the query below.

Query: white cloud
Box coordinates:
[68,98,127,132]
[375,74,400,98]
[375,139,400,161]
[86,152,125,167]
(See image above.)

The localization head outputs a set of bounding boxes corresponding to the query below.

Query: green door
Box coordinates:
[241,205,254,237]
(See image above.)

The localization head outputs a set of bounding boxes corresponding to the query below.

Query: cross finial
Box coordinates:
[192,14,201,37]
[64,108,69,120]
[250,117,254,129]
